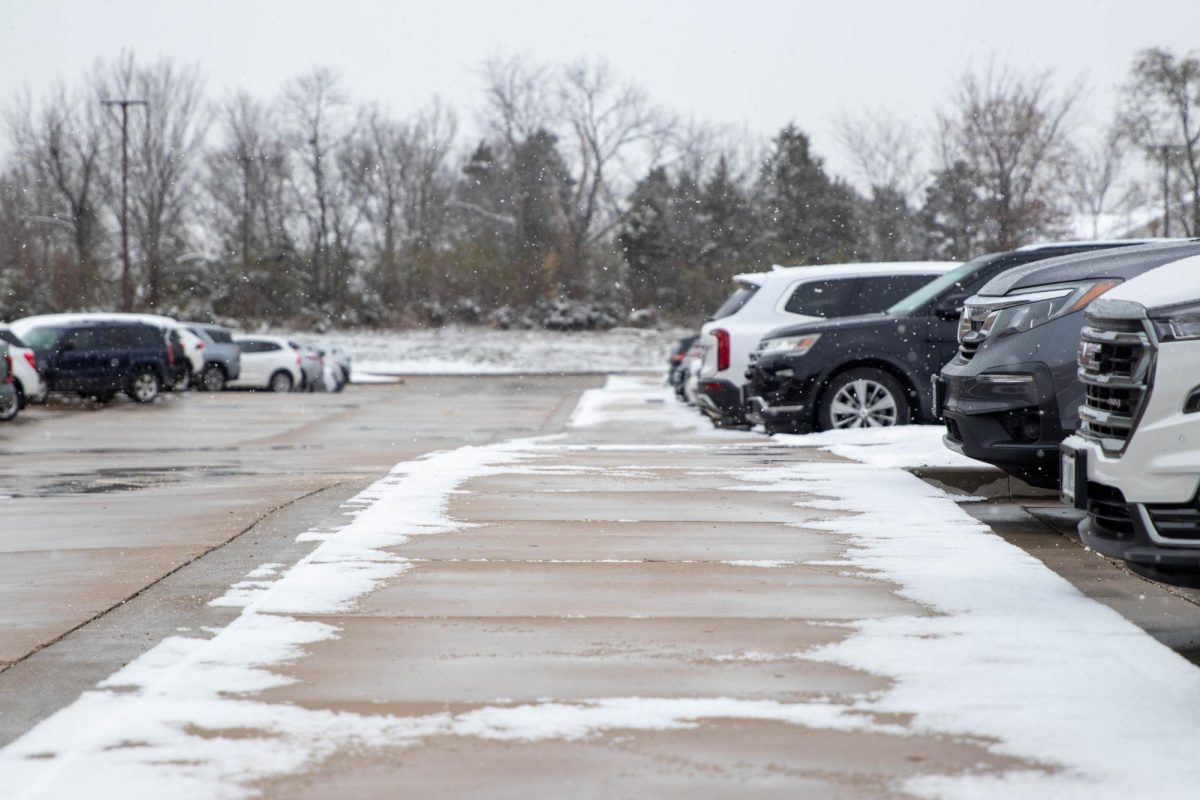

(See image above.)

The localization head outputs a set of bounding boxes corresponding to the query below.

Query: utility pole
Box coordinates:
[101,98,148,311]
[1160,144,1172,238]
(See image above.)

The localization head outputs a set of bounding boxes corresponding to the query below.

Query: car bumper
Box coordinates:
[743,355,820,430]
[938,362,1064,488]
[696,379,744,421]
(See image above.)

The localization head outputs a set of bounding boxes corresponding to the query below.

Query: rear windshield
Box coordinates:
[710,284,758,320]
[0,329,25,347]
[20,326,65,349]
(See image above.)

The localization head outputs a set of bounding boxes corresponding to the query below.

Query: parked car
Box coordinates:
[745,241,1149,434]
[939,240,1200,488]
[184,322,242,391]
[0,345,18,421]
[21,320,170,403]
[668,334,698,400]
[289,340,324,391]
[11,312,202,392]
[0,324,48,411]
[697,261,955,426]
[324,345,352,389]
[228,336,303,392]
[1060,252,1200,588]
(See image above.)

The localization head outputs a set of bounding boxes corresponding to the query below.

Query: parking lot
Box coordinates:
[4,375,1200,797]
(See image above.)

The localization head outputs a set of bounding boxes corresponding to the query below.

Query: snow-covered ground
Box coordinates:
[773,424,992,469]
[5,376,1200,798]
[284,326,687,379]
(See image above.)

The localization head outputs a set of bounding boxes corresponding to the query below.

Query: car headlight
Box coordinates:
[962,280,1120,344]
[1152,301,1200,341]
[760,333,821,356]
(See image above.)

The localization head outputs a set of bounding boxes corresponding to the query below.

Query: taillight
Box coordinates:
[296,353,302,365]
[713,328,731,372]
[3,354,12,384]
[195,341,204,350]
[23,351,36,372]
[166,345,174,367]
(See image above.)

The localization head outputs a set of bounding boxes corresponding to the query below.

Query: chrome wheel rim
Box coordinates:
[830,379,897,428]
[133,373,158,402]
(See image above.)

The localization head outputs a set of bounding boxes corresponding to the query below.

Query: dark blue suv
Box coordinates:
[24,321,171,403]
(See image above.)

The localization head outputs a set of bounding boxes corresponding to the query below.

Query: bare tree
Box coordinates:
[938,64,1079,250]
[1120,47,1200,236]
[1066,128,1136,238]
[280,67,355,307]
[95,53,208,309]
[835,110,922,200]
[6,84,107,305]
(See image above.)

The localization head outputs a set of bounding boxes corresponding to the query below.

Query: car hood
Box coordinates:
[978,240,1200,297]
[761,312,898,342]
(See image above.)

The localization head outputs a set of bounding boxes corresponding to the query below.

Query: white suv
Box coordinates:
[696,261,955,425]
[0,324,48,414]
[1061,253,1200,587]
[229,336,304,392]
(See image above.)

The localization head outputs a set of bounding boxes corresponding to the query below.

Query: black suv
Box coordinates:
[939,240,1200,488]
[26,321,171,403]
[745,242,1145,435]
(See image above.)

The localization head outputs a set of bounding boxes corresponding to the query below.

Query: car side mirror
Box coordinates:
[934,293,968,320]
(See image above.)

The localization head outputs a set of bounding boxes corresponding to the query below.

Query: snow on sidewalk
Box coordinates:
[3,375,1200,799]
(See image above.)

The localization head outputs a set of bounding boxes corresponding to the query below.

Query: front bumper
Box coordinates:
[939,361,1064,489]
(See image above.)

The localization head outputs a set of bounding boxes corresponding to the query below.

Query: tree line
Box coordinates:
[0,48,1197,329]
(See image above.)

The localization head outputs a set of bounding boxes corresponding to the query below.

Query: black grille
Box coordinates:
[1077,321,1152,450]
[945,417,962,442]
[1086,482,1134,541]
[1147,505,1200,541]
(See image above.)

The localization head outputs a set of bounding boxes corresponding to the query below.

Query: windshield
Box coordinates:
[710,284,759,320]
[20,326,65,350]
[885,257,989,316]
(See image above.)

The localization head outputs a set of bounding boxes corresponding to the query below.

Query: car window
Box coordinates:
[21,326,65,349]
[710,284,758,320]
[205,327,233,344]
[131,327,164,349]
[95,327,130,349]
[783,278,855,317]
[842,274,941,316]
[0,329,24,347]
[63,327,101,350]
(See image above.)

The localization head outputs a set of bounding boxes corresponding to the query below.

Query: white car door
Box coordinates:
[236,340,270,386]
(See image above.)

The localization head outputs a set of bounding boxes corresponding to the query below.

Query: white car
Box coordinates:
[0,324,49,413]
[696,261,956,425]
[229,335,304,392]
[1061,252,1200,587]
[10,312,204,390]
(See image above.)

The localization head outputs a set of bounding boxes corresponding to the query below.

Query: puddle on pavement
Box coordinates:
[2,466,245,498]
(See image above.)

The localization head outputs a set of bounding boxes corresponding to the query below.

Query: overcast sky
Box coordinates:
[2,0,1198,183]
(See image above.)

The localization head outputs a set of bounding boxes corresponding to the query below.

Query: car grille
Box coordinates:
[1076,316,1153,453]
[957,314,987,361]
[944,417,962,442]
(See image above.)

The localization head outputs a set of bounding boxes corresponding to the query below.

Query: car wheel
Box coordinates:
[330,373,347,393]
[817,368,910,431]
[127,371,161,404]
[172,364,192,392]
[0,393,17,420]
[268,370,294,393]
[201,364,227,392]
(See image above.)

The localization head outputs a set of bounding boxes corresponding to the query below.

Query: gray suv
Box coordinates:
[185,322,242,392]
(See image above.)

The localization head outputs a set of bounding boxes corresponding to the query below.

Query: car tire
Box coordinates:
[200,364,227,392]
[172,364,192,392]
[817,368,910,431]
[126,370,161,404]
[268,370,294,393]
[0,392,17,420]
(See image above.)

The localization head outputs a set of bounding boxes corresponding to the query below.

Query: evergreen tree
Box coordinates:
[919,160,989,260]
[757,125,862,267]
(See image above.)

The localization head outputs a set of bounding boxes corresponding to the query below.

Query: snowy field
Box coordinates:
[285,326,687,379]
